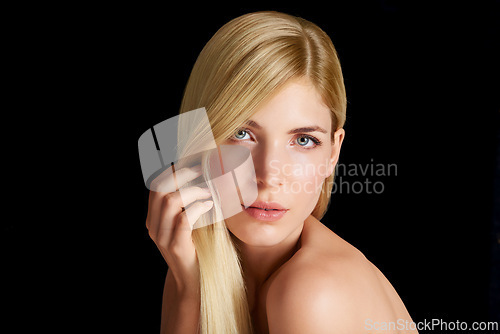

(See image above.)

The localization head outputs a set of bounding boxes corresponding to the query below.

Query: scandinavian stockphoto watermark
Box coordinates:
[365,318,499,332]
[268,158,398,195]
[333,159,398,195]
[139,108,400,228]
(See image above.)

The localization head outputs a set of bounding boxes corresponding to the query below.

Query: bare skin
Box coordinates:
[248,215,417,334]
[151,77,417,333]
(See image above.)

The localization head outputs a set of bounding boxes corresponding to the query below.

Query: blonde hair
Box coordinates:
[176,11,346,334]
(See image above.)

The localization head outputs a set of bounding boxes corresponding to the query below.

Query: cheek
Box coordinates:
[223,148,332,245]
[266,153,329,221]
[279,149,331,195]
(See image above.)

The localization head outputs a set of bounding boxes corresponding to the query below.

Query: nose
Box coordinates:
[252,141,286,189]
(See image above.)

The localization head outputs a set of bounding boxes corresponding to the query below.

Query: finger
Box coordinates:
[149,164,175,193]
[146,190,155,230]
[178,200,214,232]
[147,186,173,231]
[147,165,204,229]
[150,164,202,193]
[157,186,211,222]
[160,201,213,254]
[172,165,203,190]
[150,186,211,237]
[179,186,212,209]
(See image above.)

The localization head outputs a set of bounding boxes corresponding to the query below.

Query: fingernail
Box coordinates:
[201,188,211,194]
[204,200,213,207]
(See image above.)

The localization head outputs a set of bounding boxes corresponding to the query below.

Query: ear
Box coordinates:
[326,128,345,178]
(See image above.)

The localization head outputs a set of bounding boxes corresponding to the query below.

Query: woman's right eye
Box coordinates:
[233,129,251,140]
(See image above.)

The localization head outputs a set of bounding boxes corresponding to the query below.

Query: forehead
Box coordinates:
[250,78,332,131]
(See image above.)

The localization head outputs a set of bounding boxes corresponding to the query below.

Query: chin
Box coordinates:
[226,212,292,247]
[225,211,298,247]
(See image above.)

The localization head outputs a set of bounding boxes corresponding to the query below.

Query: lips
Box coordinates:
[247,200,287,210]
[241,200,288,222]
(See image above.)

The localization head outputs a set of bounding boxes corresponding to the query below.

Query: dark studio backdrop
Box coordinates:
[100,2,499,333]
[13,1,496,333]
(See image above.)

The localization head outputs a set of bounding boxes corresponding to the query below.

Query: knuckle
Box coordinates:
[156,229,167,244]
[178,211,191,226]
[177,210,188,221]
[162,192,178,206]
[167,242,185,257]
[148,228,156,241]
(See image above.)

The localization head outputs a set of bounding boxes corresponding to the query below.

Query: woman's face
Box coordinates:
[222,77,345,247]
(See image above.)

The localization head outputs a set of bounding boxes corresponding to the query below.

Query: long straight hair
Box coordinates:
[176,11,346,334]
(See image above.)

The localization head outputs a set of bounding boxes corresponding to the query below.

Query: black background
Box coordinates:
[5,1,498,333]
[104,2,499,333]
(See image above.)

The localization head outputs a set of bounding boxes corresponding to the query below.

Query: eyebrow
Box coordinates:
[244,120,327,134]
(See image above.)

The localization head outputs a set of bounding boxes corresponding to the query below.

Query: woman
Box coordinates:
[145,11,417,334]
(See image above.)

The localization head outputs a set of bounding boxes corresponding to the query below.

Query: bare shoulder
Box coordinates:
[266,215,417,334]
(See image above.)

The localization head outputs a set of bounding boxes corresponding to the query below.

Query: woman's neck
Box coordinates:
[234,223,304,296]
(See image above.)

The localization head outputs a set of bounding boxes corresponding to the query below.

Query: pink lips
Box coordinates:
[241,201,288,222]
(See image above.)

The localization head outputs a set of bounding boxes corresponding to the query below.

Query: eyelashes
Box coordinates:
[301,135,322,148]
[229,128,323,149]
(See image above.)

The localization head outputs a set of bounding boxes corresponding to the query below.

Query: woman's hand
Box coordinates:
[146,164,213,295]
